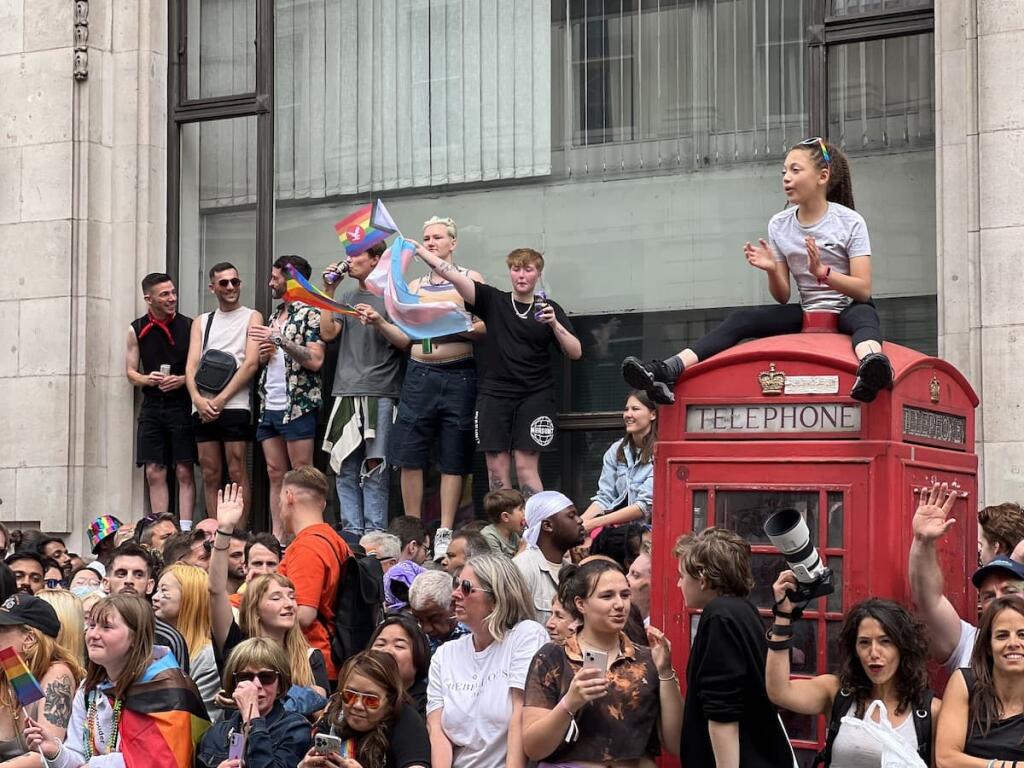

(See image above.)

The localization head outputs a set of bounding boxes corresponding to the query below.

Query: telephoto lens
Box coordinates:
[764,507,834,602]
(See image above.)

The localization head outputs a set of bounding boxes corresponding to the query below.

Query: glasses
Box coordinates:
[234,670,279,686]
[341,688,383,710]
[453,578,493,597]
[44,579,63,589]
[799,137,831,165]
[216,278,242,288]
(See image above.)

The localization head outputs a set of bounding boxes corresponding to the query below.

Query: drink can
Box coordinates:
[159,364,171,376]
[324,262,350,285]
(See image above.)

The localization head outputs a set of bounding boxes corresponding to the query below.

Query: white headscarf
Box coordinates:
[523,491,574,549]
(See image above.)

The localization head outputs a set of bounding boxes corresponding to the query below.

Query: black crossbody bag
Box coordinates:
[194,312,238,394]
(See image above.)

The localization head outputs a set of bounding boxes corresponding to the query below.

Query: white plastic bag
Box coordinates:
[837,699,927,768]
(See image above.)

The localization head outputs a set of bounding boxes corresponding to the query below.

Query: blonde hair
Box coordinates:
[222,637,292,697]
[422,216,457,240]
[465,554,536,642]
[0,625,85,713]
[161,564,212,661]
[240,574,315,687]
[505,248,544,271]
[38,588,86,666]
[85,594,154,699]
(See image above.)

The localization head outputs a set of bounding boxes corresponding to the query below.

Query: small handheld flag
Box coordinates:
[335,200,398,257]
[282,266,361,317]
[0,646,45,708]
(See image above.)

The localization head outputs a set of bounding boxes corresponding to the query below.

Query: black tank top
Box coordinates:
[962,668,1024,759]
[131,312,192,404]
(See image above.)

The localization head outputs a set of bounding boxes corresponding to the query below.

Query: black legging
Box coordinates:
[689,301,883,362]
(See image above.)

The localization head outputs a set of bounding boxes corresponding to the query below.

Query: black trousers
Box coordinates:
[689,301,883,362]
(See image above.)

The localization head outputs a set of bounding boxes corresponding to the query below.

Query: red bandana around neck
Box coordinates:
[137,310,177,346]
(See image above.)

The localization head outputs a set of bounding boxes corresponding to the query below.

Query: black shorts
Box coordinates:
[137,400,197,466]
[475,390,558,454]
[192,409,253,444]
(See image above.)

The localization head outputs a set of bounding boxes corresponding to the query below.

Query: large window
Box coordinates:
[168,0,937,526]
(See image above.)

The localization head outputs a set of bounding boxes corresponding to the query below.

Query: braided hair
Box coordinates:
[791,138,856,210]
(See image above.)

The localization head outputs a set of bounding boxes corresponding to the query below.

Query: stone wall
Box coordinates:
[0,0,166,551]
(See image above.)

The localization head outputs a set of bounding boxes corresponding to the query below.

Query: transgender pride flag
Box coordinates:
[365,235,474,341]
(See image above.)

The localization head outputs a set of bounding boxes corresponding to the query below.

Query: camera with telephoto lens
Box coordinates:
[764,507,834,603]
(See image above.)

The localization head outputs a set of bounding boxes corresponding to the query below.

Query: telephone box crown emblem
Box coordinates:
[758,363,786,396]
[929,375,940,404]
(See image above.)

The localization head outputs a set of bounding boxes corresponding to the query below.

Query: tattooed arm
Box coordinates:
[1,667,77,768]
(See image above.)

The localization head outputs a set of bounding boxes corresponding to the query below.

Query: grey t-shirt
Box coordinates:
[769,202,872,313]
[330,288,404,398]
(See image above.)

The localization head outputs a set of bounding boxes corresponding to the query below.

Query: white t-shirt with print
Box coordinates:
[427,620,548,768]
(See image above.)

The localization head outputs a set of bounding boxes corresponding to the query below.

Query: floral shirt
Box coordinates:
[258,301,323,422]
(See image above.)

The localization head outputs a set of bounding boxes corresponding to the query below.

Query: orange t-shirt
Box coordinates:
[279,522,350,680]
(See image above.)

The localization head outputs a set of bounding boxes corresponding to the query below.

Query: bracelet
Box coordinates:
[556,696,575,716]
[658,671,678,682]
[769,623,794,638]
[213,544,230,552]
[817,266,832,285]
[766,636,792,651]
[216,528,233,537]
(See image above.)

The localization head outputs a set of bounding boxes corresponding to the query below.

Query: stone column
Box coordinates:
[937,0,1024,505]
[0,0,166,551]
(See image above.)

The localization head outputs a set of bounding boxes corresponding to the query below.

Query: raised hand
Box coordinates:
[646,625,674,677]
[744,239,777,272]
[805,236,828,279]
[912,482,957,543]
[217,483,245,529]
[771,570,799,612]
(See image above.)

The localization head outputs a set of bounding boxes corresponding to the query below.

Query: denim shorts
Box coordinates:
[256,409,318,442]
[389,358,477,475]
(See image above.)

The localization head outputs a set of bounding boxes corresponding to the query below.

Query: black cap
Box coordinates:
[972,556,1024,588]
[0,594,61,638]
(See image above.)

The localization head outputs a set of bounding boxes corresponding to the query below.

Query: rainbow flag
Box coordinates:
[334,199,398,256]
[282,265,361,317]
[364,235,474,341]
[120,665,210,768]
[0,646,44,707]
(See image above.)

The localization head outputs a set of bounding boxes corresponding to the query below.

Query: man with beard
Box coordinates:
[185,262,263,526]
[5,552,45,594]
[104,542,190,671]
[126,273,198,525]
[513,491,587,624]
[248,255,325,540]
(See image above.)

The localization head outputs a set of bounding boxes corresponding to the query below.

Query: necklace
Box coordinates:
[510,294,534,320]
[84,690,123,759]
[426,261,460,286]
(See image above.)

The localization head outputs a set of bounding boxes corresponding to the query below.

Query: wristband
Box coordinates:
[216,528,233,537]
[557,696,575,716]
[658,671,678,682]
[769,623,794,638]
[766,635,792,651]
[213,545,230,552]
[817,266,832,285]
[772,600,803,621]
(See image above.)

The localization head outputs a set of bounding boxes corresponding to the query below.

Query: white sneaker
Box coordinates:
[433,527,453,561]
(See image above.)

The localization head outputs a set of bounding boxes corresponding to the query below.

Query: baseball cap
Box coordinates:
[87,515,123,553]
[0,594,61,638]
[972,555,1024,588]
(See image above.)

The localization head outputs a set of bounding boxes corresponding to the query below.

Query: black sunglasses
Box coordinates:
[44,579,64,590]
[234,670,278,686]
[453,578,493,597]
[216,278,242,288]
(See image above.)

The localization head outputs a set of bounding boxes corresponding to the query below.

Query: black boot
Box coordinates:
[621,356,677,405]
[850,352,893,403]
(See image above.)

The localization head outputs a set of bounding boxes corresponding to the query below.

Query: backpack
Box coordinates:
[311,534,385,667]
[813,688,934,767]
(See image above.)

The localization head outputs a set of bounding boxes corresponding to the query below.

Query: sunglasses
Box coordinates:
[234,670,279,686]
[453,578,493,597]
[341,688,383,710]
[44,579,64,590]
[799,136,831,165]
[216,278,242,288]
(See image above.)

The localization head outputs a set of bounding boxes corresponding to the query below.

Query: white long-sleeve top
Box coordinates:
[51,686,124,768]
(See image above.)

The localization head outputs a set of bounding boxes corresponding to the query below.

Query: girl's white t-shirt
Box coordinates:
[769,202,872,313]
[427,620,548,768]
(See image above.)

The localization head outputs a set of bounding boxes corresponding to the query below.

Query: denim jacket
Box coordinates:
[592,438,654,521]
[197,700,311,768]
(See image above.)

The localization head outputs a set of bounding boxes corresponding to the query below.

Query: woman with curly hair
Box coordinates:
[300,650,429,768]
[936,595,1024,764]
[766,570,940,766]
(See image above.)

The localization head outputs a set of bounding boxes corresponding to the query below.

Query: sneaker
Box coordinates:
[621,356,677,405]
[850,352,894,403]
[433,527,453,562]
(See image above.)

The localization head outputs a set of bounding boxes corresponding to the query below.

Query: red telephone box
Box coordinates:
[650,332,978,764]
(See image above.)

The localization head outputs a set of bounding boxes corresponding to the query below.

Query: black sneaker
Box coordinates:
[621,356,677,405]
[850,352,893,403]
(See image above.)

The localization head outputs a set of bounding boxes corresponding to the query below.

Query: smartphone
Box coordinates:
[582,648,609,673]
[228,732,245,761]
[314,734,342,755]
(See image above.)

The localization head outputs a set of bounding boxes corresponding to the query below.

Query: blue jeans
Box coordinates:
[336,397,394,534]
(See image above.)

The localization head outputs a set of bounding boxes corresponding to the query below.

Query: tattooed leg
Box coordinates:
[485,452,512,491]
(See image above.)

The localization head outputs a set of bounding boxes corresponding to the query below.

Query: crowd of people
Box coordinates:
[1,136,1019,768]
